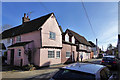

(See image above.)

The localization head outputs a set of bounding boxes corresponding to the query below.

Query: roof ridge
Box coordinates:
[67,29,91,46]
[2,13,53,33]
[2,13,53,39]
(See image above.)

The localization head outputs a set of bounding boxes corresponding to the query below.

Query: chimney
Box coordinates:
[22,13,30,24]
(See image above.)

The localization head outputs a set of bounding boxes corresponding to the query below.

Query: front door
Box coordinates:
[10,49,14,65]
[72,51,75,62]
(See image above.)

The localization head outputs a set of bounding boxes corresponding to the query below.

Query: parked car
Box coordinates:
[50,63,114,80]
[97,53,103,58]
[101,55,119,69]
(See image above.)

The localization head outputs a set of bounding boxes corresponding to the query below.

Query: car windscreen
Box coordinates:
[52,68,95,80]
[103,57,115,61]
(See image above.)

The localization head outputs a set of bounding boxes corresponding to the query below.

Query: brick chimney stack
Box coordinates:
[22,13,30,24]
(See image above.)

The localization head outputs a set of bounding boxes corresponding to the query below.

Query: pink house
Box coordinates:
[61,30,77,63]
[61,29,92,63]
[2,13,62,66]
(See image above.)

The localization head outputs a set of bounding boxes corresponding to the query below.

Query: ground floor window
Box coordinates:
[48,51,55,58]
[56,51,60,58]
[18,49,21,57]
[66,52,71,58]
[86,53,89,56]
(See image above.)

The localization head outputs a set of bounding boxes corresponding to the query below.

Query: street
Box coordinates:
[27,59,119,80]
[2,58,119,80]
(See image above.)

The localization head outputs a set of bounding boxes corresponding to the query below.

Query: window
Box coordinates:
[7,39,10,43]
[53,69,95,80]
[72,36,75,43]
[16,36,21,42]
[12,38,15,44]
[18,49,21,57]
[86,53,89,56]
[66,52,71,58]
[80,44,83,49]
[48,51,55,58]
[65,34,69,42]
[49,32,56,40]
[56,51,60,58]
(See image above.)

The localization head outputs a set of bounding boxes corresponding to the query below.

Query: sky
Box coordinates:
[1,2,118,51]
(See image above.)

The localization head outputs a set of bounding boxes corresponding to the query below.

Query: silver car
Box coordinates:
[50,63,114,80]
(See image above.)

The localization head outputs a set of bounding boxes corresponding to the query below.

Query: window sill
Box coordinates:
[66,57,70,58]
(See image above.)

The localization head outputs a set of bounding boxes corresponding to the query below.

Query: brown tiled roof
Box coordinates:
[67,29,91,46]
[8,41,33,48]
[62,40,77,46]
[1,13,54,39]
[88,41,96,47]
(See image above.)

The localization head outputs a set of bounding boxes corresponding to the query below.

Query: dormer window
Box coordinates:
[7,38,10,43]
[16,36,21,42]
[65,33,69,42]
[72,36,75,44]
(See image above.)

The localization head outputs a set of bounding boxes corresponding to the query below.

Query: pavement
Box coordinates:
[2,58,102,80]
[2,64,66,80]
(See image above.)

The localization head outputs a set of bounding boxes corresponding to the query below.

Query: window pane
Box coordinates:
[48,51,54,58]
[49,32,56,40]
[18,49,21,57]
[16,36,21,42]
[53,69,95,80]
[56,51,60,58]
[66,52,70,58]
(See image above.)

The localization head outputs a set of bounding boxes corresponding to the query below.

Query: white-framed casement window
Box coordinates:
[66,52,71,58]
[49,32,56,40]
[65,34,69,42]
[16,36,21,42]
[56,51,60,58]
[12,38,15,44]
[81,44,83,49]
[18,49,21,57]
[48,51,55,58]
[72,36,75,43]
[7,38,10,43]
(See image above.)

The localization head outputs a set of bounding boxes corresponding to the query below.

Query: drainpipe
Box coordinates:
[39,28,42,66]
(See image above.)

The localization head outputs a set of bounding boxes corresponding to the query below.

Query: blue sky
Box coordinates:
[2,2,118,50]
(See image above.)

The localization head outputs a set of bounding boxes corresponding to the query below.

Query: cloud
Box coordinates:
[97,21,118,50]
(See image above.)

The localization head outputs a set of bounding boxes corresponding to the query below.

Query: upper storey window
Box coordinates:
[16,36,21,42]
[72,36,75,44]
[49,32,56,40]
[65,34,69,42]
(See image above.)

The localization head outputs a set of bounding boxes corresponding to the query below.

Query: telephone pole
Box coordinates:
[96,38,98,57]
[118,34,120,58]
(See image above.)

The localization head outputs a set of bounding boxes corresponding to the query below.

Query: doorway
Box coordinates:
[10,49,14,65]
[72,51,75,62]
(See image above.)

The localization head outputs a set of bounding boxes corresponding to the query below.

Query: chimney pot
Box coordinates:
[27,16,29,19]
[24,13,26,17]
[22,13,30,24]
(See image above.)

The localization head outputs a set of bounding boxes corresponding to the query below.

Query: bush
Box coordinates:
[23,64,36,71]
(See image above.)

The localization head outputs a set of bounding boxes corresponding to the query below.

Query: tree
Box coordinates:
[107,44,113,50]
[2,24,12,31]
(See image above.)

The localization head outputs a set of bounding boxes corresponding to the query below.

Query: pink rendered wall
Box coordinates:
[7,47,25,66]
[61,44,77,63]
[41,14,62,48]
[40,48,61,66]
[21,31,40,66]
[8,31,41,66]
